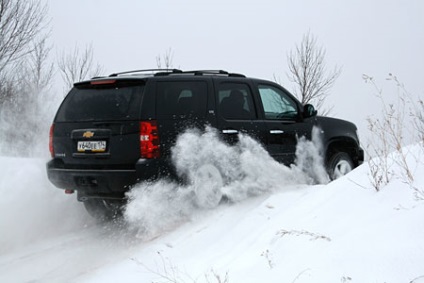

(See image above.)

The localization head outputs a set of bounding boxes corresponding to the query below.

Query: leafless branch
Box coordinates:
[365,74,423,195]
[25,35,54,92]
[57,43,104,91]
[156,48,174,70]
[287,31,341,115]
[0,0,48,73]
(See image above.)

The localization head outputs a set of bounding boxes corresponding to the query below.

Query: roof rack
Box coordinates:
[170,70,246,78]
[108,69,183,77]
[106,69,246,78]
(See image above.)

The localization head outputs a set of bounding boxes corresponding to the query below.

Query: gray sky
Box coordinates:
[48,0,424,141]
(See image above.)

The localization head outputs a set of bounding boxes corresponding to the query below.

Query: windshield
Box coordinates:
[55,83,144,122]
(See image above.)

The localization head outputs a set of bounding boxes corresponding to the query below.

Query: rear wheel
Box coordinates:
[193,164,223,209]
[83,199,123,222]
[327,152,354,180]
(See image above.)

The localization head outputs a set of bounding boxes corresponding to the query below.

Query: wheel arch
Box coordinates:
[324,137,362,167]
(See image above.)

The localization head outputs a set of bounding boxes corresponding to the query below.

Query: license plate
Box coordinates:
[77,141,106,152]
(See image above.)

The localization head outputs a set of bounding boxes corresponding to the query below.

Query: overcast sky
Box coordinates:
[47,0,424,140]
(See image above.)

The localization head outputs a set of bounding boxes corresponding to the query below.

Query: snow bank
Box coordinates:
[0,157,90,253]
[115,154,424,283]
[1,130,423,283]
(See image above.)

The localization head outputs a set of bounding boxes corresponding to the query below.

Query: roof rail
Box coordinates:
[177,70,246,78]
[108,69,183,77]
[106,69,246,78]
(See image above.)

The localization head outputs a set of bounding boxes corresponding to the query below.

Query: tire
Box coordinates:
[327,152,354,180]
[83,199,123,222]
[193,164,223,209]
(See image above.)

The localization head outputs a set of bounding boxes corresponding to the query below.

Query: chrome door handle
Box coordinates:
[270,130,284,134]
[222,129,238,134]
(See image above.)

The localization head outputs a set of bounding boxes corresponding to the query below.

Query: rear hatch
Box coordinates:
[52,79,145,168]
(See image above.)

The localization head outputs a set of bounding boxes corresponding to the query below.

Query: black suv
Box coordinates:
[47,69,364,218]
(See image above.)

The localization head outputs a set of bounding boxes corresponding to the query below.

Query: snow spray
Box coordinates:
[124,126,328,240]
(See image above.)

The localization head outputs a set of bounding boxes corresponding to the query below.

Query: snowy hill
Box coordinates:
[0,144,424,282]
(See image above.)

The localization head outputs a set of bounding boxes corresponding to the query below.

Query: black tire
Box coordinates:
[327,152,354,180]
[83,199,123,222]
[192,164,223,209]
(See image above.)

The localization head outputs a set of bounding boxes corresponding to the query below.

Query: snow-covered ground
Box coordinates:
[0,138,423,282]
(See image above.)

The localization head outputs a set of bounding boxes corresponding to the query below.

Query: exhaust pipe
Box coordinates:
[77,192,125,202]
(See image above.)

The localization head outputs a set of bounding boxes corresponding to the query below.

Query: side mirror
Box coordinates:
[303,104,317,118]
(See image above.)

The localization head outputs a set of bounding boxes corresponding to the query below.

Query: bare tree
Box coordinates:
[0,36,53,108]
[287,32,341,115]
[25,36,54,93]
[57,44,104,91]
[0,0,48,73]
[0,0,55,157]
[0,0,49,106]
[0,71,15,105]
[156,48,174,70]
[0,36,56,157]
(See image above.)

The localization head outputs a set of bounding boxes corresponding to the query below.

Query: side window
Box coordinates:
[218,83,256,120]
[156,81,207,117]
[258,84,298,119]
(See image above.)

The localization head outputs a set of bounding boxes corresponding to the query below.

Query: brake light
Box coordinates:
[90,79,116,85]
[49,124,54,157]
[140,121,160,159]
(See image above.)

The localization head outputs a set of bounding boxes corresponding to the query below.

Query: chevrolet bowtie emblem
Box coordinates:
[83,131,94,138]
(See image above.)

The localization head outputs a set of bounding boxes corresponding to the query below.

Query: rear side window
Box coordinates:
[156,81,207,118]
[56,83,144,122]
[218,83,256,120]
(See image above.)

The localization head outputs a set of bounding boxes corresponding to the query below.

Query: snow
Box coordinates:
[1,139,424,282]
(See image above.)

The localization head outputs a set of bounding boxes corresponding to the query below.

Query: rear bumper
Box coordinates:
[47,167,137,193]
[46,159,172,196]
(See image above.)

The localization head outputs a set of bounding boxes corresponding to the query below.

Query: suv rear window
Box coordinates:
[55,83,144,122]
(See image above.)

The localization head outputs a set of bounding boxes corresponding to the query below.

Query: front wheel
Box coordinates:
[327,152,354,180]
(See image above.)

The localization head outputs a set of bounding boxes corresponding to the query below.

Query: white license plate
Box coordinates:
[77,141,106,152]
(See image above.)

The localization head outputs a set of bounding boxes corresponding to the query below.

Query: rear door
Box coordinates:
[53,80,145,167]
[153,78,213,158]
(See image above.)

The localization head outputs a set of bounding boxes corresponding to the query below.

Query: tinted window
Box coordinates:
[258,85,298,119]
[56,84,144,122]
[218,83,256,120]
[156,81,207,118]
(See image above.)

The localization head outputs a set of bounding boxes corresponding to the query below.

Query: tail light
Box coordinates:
[49,124,54,157]
[140,121,160,159]
[90,79,116,85]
